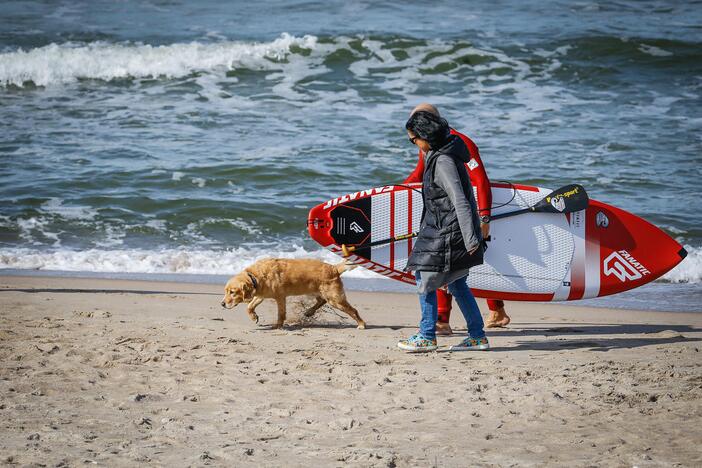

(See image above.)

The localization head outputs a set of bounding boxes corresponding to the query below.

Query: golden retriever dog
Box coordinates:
[221,258,366,329]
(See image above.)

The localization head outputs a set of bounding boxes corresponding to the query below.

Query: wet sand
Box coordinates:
[1,275,700,467]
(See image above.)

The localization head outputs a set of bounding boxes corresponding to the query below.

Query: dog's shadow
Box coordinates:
[256,323,397,331]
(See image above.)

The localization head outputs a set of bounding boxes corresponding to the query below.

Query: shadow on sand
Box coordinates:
[0,287,218,296]
[434,323,701,352]
[3,287,699,352]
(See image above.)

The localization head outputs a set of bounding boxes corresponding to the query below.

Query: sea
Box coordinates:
[1,0,700,312]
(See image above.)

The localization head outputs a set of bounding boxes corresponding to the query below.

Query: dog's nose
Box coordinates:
[221,301,226,308]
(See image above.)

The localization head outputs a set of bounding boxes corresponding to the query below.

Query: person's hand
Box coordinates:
[481,222,490,239]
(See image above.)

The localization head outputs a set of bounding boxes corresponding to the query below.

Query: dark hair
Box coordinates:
[405,111,451,149]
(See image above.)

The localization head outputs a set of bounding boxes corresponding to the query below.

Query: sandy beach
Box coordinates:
[1,274,700,467]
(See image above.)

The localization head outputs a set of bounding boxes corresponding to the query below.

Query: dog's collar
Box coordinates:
[246,271,259,290]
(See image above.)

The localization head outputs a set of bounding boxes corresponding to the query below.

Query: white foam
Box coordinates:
[181,217,263,238]
[533,45,572,58]
[662,245,702,284]
[0,33,578,130]
[15,217,54,246]
[639,44,673,57]
[0,246,384,280]
[2,243,696,285]
[0,33,318,87]
[145,219,167,231]
[228,219,262,236]
[40,198,98,220]
[93,225,125,248]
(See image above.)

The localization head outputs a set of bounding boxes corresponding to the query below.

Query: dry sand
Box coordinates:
[1,275,701,467]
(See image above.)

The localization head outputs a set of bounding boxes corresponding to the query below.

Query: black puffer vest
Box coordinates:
[405,135,484,273]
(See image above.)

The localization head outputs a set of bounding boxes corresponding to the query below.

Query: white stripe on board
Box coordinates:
[583,230,601,299]
[371,192,391,268]
[393,190,409,271]
[410,189,423,231]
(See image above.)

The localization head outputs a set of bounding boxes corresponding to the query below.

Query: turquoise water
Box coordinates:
[1,1,700,309]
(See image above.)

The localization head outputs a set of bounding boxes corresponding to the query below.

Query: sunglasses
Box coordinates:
[408,135,420,145]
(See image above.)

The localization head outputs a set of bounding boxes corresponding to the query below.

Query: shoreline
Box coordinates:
[1,268,699,314]
[1,274,701,465]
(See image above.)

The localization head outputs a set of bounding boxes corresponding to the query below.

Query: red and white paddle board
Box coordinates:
[307,182,687,301]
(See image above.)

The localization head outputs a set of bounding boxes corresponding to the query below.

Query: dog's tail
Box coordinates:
[335,261,358,275]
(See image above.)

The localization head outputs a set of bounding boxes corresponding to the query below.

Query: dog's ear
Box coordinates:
[241,275,255,300]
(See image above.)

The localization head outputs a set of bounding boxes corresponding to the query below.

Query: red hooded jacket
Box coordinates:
[403,128,492,217]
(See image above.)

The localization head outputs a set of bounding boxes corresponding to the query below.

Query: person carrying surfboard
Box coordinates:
[404,103,511,333]
[398,111,489,352]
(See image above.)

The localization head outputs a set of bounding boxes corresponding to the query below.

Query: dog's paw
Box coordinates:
[248,312,259,324]
[357,323,367,330]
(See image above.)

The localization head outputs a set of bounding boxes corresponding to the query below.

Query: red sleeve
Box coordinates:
[403,150,425,184]
[453,130,492,217]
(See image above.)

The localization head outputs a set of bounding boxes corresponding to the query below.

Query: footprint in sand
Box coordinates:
[74,310,112,318]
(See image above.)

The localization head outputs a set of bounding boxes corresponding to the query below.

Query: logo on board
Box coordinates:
[603,250,651,282]
[596,211,609,228]
[547,186,580,213]
[349,222,364,233]
[550,196,566,212]
[323,185,395,210]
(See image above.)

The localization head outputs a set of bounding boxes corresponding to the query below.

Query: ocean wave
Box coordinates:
[0,246,384,280]
[662,244,702,284]
[0,33,318,87]
[1,33,699,91]
[0,33,571,89]
[1,199,301,249]
[638,44,673,57]
[554,35,702,67]
[40,198,98,220]
[0,32,594,141]
[1,244,699,284]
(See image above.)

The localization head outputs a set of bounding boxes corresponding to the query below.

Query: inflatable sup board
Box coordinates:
[307,182,687,301]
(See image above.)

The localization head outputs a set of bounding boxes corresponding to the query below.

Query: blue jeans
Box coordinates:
[417,272,485,340]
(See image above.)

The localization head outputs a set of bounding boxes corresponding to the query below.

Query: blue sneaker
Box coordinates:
[397,333,438,353]
[449,336,489,351]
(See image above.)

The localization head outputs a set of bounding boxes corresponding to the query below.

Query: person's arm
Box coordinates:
[435,156,480,253]
[458,134,492,218]
[403,150,425,184]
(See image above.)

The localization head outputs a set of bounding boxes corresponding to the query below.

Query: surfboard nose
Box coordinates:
[678,247,688,260]
[593,200,687,298]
